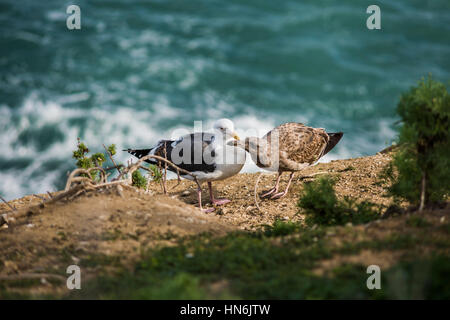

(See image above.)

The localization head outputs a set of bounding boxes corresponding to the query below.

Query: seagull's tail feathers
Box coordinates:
[323,132,344,155]
[124,140,172,165]
[125,148,151,158]
[124,148,157,164]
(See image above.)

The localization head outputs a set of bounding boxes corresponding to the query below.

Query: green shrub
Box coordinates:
[72,139,110,181]
[71,139,162,189]
[132,170,148,189]
[385,76,450,208]
[131,163,162,189]
[298,176,379,226]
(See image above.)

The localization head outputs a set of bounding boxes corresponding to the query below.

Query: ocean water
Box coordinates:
[0,0,449,200]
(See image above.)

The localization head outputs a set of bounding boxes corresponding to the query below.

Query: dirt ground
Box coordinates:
[0,151,448,297]
[152,151,396,229]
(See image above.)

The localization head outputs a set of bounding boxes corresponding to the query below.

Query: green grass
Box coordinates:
[1,219,448,300]
[71,220,450,300]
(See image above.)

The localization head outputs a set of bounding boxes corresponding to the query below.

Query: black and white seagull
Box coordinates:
[126,119,246,212]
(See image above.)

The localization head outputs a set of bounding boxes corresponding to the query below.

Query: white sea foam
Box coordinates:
[0,94,396,200]
[0,95,161,200]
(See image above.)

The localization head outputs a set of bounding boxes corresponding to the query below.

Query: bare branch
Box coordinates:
[33,194,46,201]
[103,144,122,175]
[104,164,124,171]
[162,144,168,194]
[0,195,16,212]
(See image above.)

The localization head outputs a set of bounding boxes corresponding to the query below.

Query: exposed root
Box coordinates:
[64,167,107,191]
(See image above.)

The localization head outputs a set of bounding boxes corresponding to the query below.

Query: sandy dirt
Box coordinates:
[153,151,396,229]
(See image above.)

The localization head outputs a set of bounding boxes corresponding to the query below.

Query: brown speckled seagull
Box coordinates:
[230,122,343,199]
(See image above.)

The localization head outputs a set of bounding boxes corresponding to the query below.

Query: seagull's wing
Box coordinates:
[127,132,217,174]
[265,123,329,170]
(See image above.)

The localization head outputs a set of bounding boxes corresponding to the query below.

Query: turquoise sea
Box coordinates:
[0,0,449,200]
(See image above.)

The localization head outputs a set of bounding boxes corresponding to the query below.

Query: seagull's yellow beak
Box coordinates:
[232,132,240,140]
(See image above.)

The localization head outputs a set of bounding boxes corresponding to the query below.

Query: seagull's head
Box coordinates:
[228,137,265,154]
[228,137,270,165]
[213,118,240,140]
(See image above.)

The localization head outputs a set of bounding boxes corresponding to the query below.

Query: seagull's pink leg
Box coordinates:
[196,184,215,213]
[208,182,231,205]
[271,172,295,199]
[261,172,282,198]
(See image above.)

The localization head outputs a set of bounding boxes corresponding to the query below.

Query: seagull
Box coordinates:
[230,122,343,199]
[126,119,246,212]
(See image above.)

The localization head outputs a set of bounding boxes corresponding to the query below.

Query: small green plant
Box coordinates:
[148,164,163,183]
[298,176,379,226]
[132,163,162,189]
[384,76,450,210]
[71,139,161,189]
[107,144,117,156]
[72,139,108,181]
[132,170,148,189]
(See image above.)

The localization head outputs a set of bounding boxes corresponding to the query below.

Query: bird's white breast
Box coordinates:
[213,143,246,180]
[182,136,246,182]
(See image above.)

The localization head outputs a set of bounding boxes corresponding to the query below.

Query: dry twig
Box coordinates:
[103,144,122,175]
[33,194,46,201]
[0,195,16,212]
